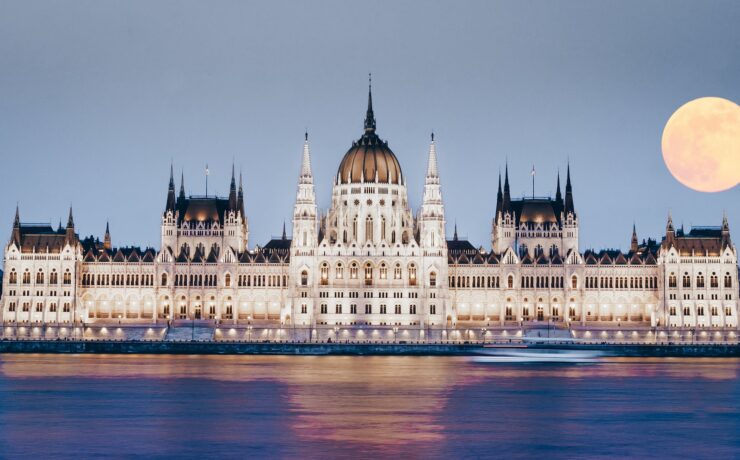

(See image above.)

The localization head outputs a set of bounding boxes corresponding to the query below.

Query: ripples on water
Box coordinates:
[0,355,738,459]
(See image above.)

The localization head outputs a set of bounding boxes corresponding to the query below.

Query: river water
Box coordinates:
[0,355,738,459]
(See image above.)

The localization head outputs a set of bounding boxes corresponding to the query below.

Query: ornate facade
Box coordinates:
[2,85,738,332]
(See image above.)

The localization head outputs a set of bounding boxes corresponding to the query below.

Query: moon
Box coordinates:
[661,97,740,193]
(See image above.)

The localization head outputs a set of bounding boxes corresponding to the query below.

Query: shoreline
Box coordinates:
[1,339,739,357]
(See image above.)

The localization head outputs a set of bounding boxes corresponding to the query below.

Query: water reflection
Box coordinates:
[0,355,739,458]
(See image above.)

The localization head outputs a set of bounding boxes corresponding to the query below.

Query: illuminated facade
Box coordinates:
[1,85,738,331]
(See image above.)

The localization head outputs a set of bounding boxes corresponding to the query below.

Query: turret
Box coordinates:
[419,132,446,249]
[721,212,731,249]
[555,171,562,204]
[665,212,675,247]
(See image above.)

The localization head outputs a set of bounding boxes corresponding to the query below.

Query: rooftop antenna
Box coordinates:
[531,164,536,198]
[205,164,209,197]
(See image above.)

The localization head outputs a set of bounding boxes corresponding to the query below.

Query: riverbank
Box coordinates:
[1,339,740,357]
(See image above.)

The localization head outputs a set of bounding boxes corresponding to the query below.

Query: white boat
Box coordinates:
[473,345,604,363]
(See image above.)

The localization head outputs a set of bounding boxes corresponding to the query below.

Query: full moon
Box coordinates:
[661,97,740,193]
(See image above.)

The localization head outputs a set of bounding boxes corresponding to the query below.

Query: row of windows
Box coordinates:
[237,274,287,288]
[450,275,501,289]
[316,262,419,285]
[668,272,732,289]
[585,276,658,290]
[7,302,71,313]
[81,273,154,287]
[669,306,733,317]
[8,269,71,285]
[315,303,429,315]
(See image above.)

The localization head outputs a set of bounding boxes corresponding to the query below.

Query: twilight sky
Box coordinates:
[1,0,738,251]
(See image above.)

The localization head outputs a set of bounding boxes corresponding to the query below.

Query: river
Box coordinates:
[0,355,738,458]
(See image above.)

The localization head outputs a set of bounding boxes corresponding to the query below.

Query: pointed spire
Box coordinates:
[166,164,177,212]
[179,171,186,201]
[564,162,575,214]
[502,162,511,212]
[495,172,503,216]
[237,170,245,217]
[11,204,21,245]
[666,211,674,232]
[453,221,458,241]
[426,132,439,179]
[630,223,638,253]
[364,73,376,133]
[228,162,238,211]
[300,131,313,182]
[104,221,111,250]
[282,221,287,240]
[555,170,562,203]
[66,206,74,229]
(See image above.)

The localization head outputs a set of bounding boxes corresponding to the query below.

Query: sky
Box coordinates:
[0,0,738,251]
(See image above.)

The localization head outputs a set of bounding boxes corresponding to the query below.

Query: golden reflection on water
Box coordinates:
[1,355,738,448]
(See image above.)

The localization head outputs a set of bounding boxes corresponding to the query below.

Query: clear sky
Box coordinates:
[1,0,738,251]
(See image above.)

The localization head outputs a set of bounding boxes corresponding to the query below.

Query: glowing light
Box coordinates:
[662,97,740,192]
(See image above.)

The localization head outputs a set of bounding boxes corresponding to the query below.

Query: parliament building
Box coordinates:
[2,85,738,337]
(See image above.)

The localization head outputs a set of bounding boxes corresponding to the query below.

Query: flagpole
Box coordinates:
[531,165,535,198]
[205,164,209,197]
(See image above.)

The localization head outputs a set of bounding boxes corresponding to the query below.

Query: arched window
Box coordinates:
[50,270,58,285]
[668,273,677,288]
[9,269,17,284]
[402,231,409,245]
[408,264,417,286]
[365,216,373,243]
[161,273,168,286]
[301,270,308,286]
[364,262,373,285]
[36,270,44,284]
[379,263,387,279]
[696,272,704,288]
[394,263,402,279]
[682,272,691,288]
[224,273,231,287]
[63,270,71,285]
[335,262,344,279]
[22,270,30,284]
[381,217,386,241]
[350,262,358,279]
[710,272,718,288]
[352,216,358,240]
[725,272,733,288]
[320,263,329,285]
[571,275,578,289]
[430,271,437,287]
[508,275,514,289]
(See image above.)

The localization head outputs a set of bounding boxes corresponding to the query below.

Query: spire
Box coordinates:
[10,204,21,246]
[65,206,76,245]
[237,170,245,217]
[300,132,313,183]
[66,206,74,229]
[564,162,575,214]
[453,221,458,241]
[555,170,562,203]
[166,164,176,212]
[228,163,238,211]
[495,172,503,216]
[364,73,376,133]
[104,221,111,250]
[630,223,638,253]
[179,171,186,202]
[721,211,731,248]
[502,162,511,212]
[282,221,287,240]
[426,132,439,179]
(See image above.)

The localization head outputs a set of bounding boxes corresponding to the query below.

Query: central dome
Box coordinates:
[336,83,403,185]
